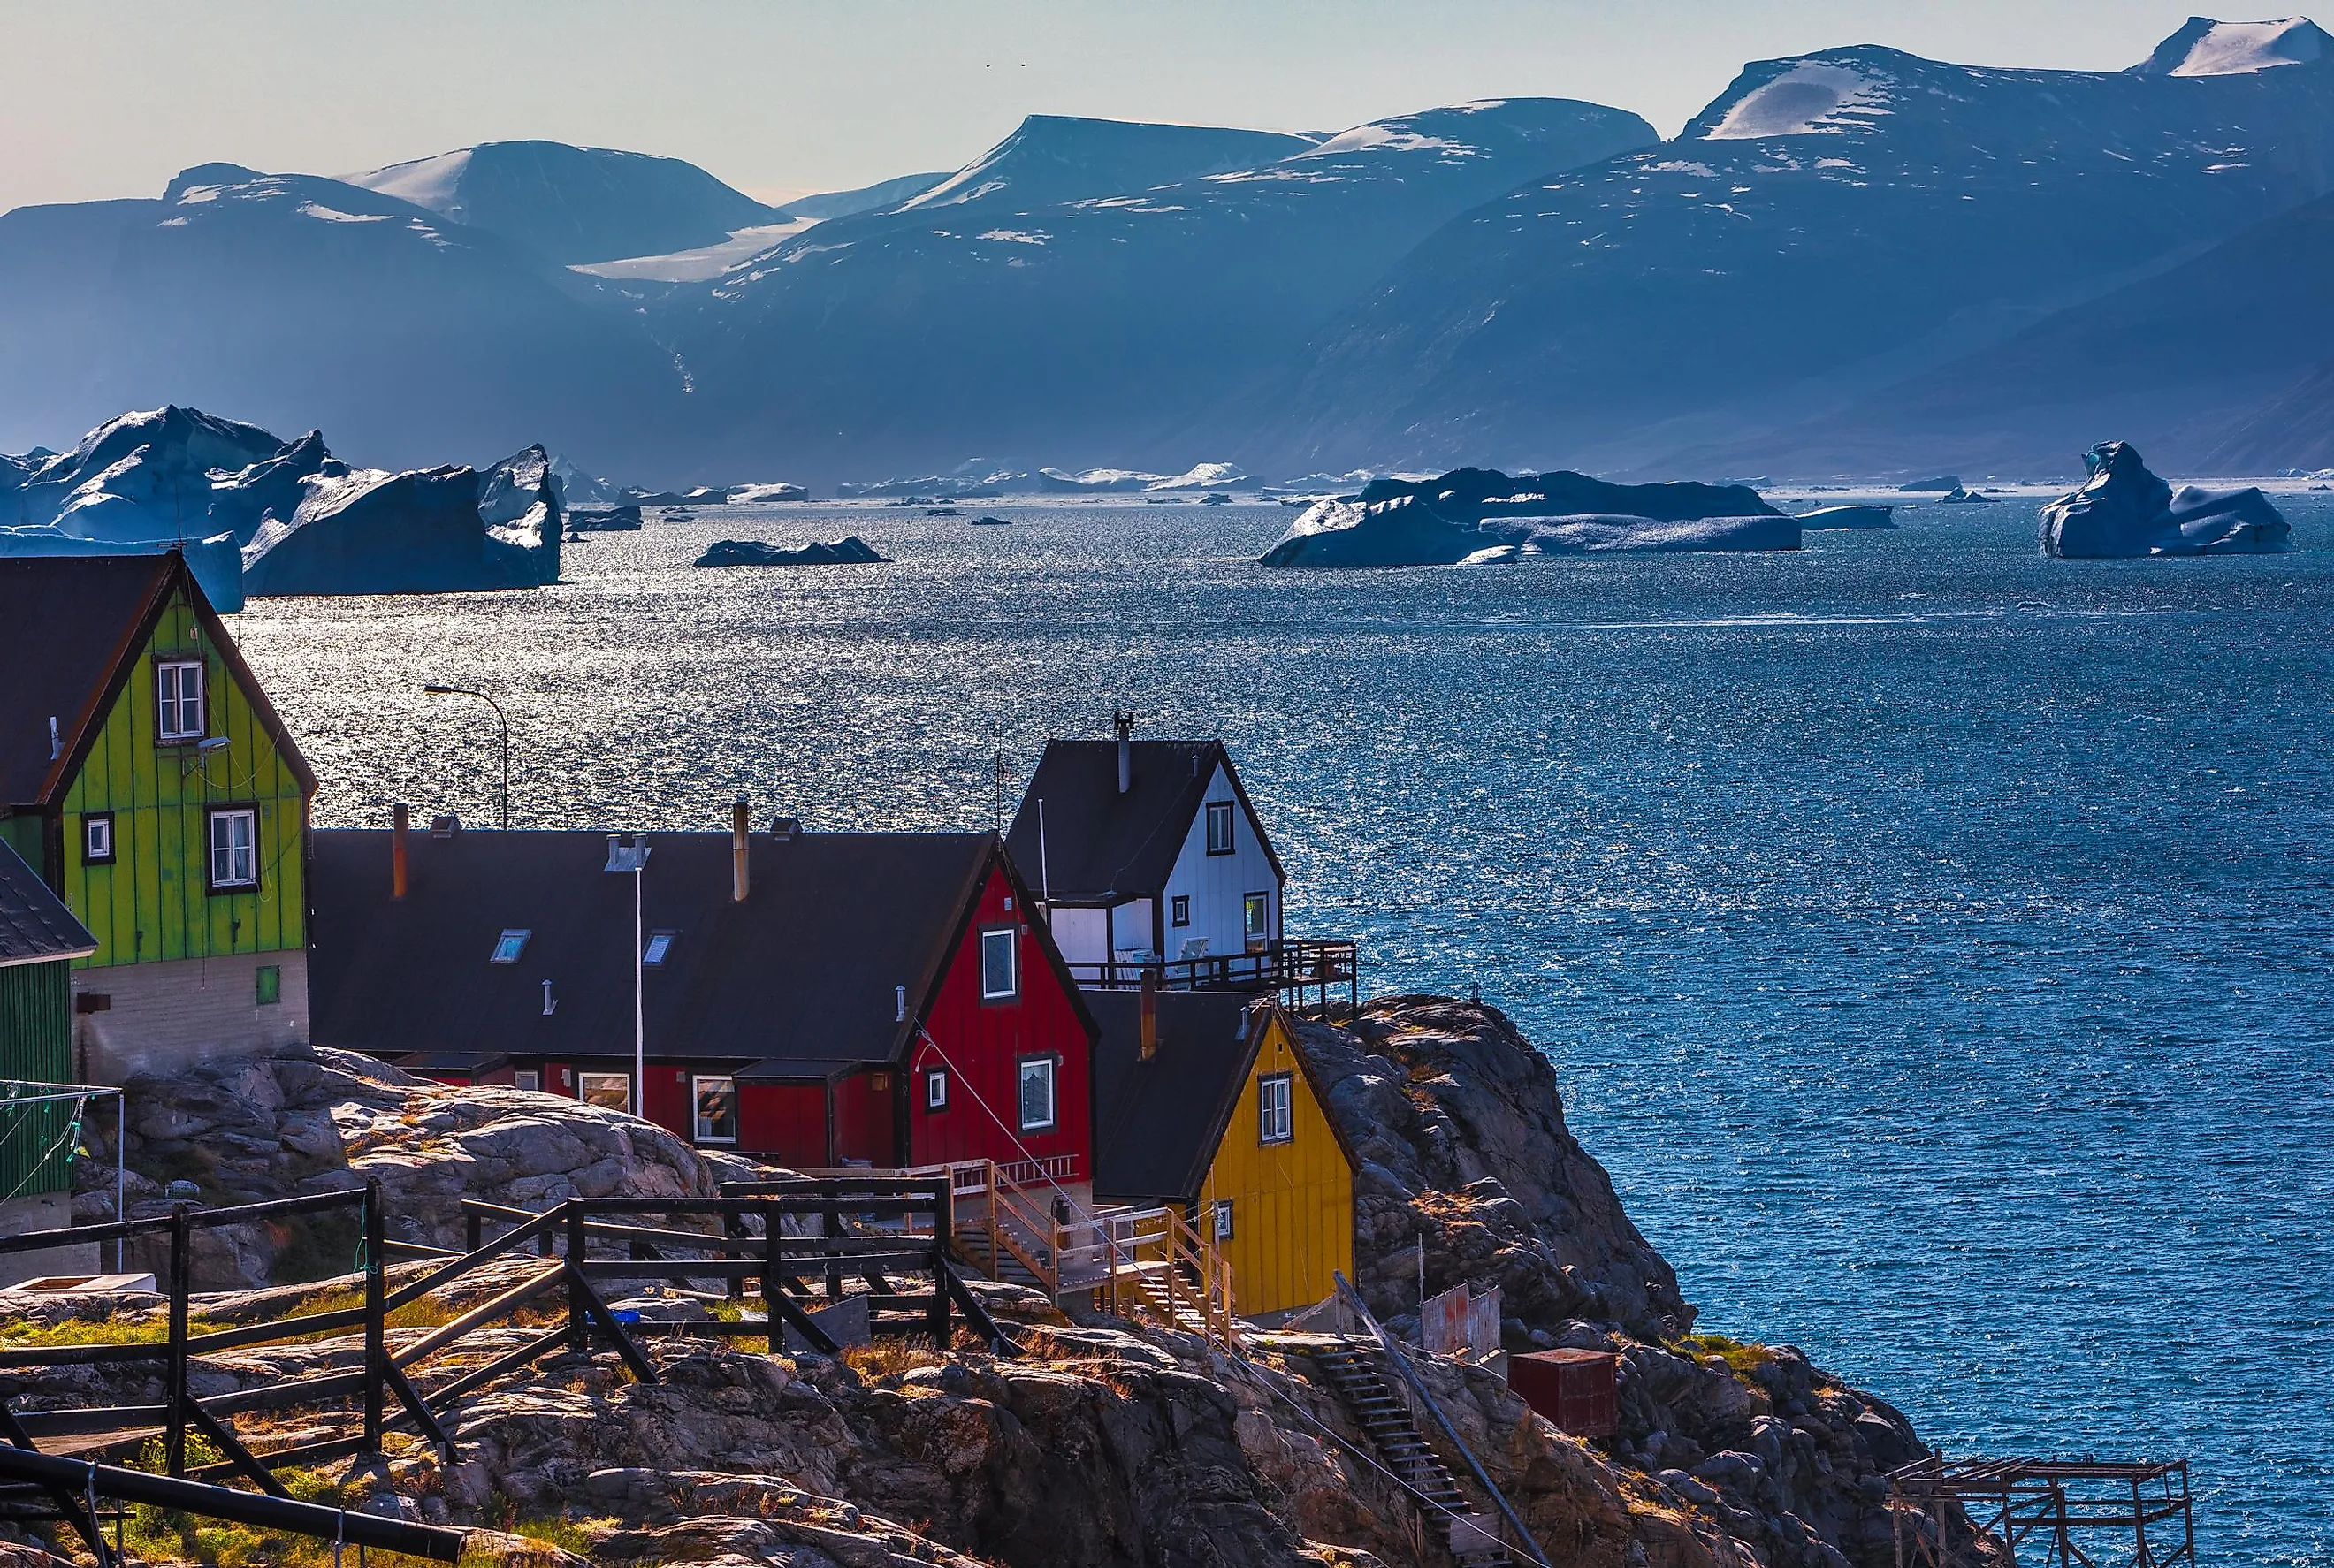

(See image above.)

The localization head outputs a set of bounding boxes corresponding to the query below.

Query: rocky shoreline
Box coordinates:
[6,1001,1987,1568]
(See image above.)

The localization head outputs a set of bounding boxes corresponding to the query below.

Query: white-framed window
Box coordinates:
[579,1071,630,1112]
[156,659,205,742]
[82,813,114,864]
[1171,894,1190,927]
[643,930,675,966]
[1017,1055,1056,1131]
[980,925,1018,1001]
[1244,891,1270,946]
[1259,1072,1293,1146]
[692,1075,738,1143]
[1213,1199,1234,1242]
[490,929,530,963]
[206,807,256,890]
[924,1068,950,1111]
[514,1069,541,1093]
[1205,800,1234,856]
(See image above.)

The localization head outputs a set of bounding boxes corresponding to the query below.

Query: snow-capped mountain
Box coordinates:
[1728,182,2334,477]
[659,101,1655,480]
[345,140,787,265]
[1239,17,2334,478]
[0,164,684,474]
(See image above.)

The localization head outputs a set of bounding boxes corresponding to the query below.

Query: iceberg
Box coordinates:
[242,445,563,596]
[727,482,810,503]
[1261,467,1796,567]
[1794,504,1896,528]
[2038,440,2292,557]
[694,536,888,567]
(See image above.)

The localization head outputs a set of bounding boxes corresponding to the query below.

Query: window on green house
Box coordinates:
[82,814,114,864]
[207,808,257,890]
[156,660,206,742]
[256,965,281,1006]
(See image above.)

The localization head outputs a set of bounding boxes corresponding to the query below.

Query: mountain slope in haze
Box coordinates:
[345,140,787,265]
[1239,16,2334,480]
[1713,184,2334,477]
[661,102,1658,483]
[0,164,686,474]
[782,171,951,221]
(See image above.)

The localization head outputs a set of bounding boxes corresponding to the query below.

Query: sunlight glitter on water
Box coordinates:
[236,498,2334,1564]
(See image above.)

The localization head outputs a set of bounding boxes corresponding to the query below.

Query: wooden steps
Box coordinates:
[1308,1343,1511,1568]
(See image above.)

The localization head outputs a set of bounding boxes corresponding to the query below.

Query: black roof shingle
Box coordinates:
[0,841,96,968]
[309,827,1022,1069]
[1088,987,1267,1204]
[1004,738,1283,905]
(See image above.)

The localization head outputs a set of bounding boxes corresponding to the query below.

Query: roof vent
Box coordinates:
[1113,711,1136,794]
[769,816,801,840]
[430,813,461,839]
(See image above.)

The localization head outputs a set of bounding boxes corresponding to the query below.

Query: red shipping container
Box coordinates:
[1507,1349,1619,1437]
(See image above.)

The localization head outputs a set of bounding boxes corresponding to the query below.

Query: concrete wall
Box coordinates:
[0,1191,95,1288]
[72,950,309,1084]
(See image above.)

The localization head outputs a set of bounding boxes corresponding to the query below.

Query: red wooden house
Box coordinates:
[305,811,1097,1189]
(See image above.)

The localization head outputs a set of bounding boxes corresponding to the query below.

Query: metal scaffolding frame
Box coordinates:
[1890,1457,2195,1568]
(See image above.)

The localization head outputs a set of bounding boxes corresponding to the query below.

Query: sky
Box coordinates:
[0,0,2258,213]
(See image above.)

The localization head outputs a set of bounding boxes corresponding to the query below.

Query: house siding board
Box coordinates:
[57,586,307,971]
[910,862,1093,1180]
[1161,764,1280,961]
[1197,1011,1353,1316]
[739,1083,827,1168]
[0,963,75,1198]
[831,1069,896,1166]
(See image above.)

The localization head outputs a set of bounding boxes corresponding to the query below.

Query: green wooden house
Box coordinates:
[0,837,99,1259]
[0,552,317,1082]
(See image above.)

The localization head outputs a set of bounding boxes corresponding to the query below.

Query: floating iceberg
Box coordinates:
[0,407,564,598]
[727,482,810,503]
[1795,504,1896,528]
[1260,466,1796,567]
[694,536,888,567]
[2039,441,2292,558]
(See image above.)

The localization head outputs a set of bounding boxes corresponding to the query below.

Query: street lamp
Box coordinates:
[603,834,651,1118]
[421,684,510,831]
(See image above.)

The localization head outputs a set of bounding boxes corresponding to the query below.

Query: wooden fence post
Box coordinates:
[363,1179,386,1453]
[762,1205,782,1356]
[725,1208,748,1302]
[821,1207,842,1303]
[465,1208,482,1254]
[927,1178,951,1345]
[164,1203,190,1476]
[566,1202,589,1352]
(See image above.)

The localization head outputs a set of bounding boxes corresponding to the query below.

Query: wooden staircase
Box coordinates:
[928,1161,1239,1352]
[1308,1343,1511,1568]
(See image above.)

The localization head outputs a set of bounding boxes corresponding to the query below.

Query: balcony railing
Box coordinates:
[1065,939,1357,1014]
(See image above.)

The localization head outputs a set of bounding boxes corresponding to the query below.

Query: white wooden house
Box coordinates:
[1006,720,1284,980]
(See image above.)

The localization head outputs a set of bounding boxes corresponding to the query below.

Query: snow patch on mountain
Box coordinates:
[345,148,474,212]
[572,220,818,282]
[1705,62,1892,139]
[2137,15,2330,76]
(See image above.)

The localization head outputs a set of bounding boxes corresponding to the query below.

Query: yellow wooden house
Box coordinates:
[1090,989,1355,1317]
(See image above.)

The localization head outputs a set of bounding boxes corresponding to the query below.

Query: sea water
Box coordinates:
[236,496,2334,1564]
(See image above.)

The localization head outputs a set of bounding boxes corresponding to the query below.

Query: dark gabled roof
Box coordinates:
[0,552,317,807]
[310,828,1003,1068]
[1004,738,1284,904]
[1089,988,1267,1204]
[0,840,96,968]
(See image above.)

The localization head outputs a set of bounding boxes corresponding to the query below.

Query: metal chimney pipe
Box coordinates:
[731,795,750,902]
[391,803,409,899]
[1114,711,1135,795]
[1139,968,1158,1062]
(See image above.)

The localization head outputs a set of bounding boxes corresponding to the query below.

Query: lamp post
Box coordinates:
[603,834,651,1118]
[421,684,510,831]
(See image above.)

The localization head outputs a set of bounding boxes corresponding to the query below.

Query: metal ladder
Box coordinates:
[1308,1343,1511,1568]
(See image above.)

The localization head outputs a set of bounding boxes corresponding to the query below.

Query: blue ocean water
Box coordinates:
[238,497,2333,1564]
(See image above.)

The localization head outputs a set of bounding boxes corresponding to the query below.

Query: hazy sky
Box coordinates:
[3,0,2243,213]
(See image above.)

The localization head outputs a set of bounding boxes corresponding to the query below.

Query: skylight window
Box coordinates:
[490,929,530,964]
[643,930,675,966]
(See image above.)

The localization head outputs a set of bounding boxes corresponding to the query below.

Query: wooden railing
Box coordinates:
[1066,939,1358,1014]
[904,1160,1240,1352]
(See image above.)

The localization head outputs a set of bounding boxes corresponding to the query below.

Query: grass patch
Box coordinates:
[843,1339,945,1380]
[1674,1332,1773,1376]
[0,1313,233,1348]
[116,1507,449,1568]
